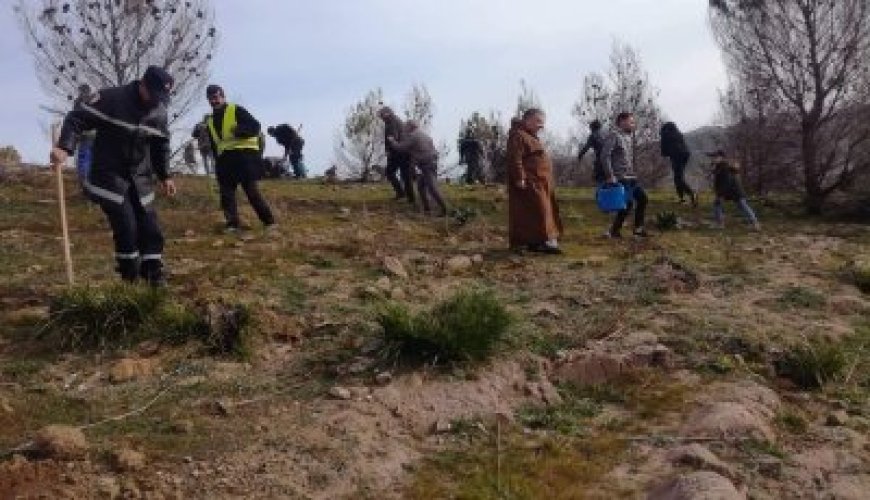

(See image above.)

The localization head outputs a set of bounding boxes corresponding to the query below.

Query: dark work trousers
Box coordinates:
[611,178,648,234]
[98,182,165,282]
[199,149,213,176]
[465,158,484,184]
[671,157,695,201]
[416,162,447,215]
[215,150,275,229]
[399,158,416,203]
[385,154,405,199]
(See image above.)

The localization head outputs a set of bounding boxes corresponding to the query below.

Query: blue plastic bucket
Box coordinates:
[596,183,627,212]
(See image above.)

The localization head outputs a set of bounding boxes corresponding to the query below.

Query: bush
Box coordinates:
[777,286,827,309]
[378,290,512,366]
[776,341,847,390]
[848,262,870,294]
[654,211,679,231]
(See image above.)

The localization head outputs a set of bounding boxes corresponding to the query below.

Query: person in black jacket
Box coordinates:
[708,150,760,230]
[459,129,485,184]
[660,122,697,206]
[577,120,605,183]
[267,124,306,178]
[204,85,276,233]
[378,107,414,203]
[50,66,177,286]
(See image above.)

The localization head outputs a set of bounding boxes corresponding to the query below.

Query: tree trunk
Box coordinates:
[801,128,825,215]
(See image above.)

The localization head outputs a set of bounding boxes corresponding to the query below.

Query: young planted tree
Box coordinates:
[574,41,665,183]
[710,0,870,213]
[334,88,386,182]
[14,0,218,124]
[403,83,434,130]
[458,111,508,182]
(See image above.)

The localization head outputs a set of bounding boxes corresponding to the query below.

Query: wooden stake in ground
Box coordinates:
[51,122,75,285]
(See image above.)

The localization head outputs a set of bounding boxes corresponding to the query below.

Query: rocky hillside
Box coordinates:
[1,167,868,499]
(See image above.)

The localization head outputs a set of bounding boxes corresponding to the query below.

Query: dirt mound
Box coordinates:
[682,380,780,442]
[648,471,745,500]
[553,331,672,386]
[33,425,88,460]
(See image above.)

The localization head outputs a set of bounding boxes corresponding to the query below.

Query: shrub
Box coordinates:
[378,290,512,367]
[848,262,870,294]
[201,301,255,360]
[776,341,847,390]
[654,211,679,231]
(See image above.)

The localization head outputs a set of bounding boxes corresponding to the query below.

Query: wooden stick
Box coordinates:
[51,122,75,285]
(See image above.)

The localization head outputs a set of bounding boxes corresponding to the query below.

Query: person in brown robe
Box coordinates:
[506,108,563,254]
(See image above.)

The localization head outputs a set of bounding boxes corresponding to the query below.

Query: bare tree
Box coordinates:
[710,0,870,213]
[14,0,218,124]
[403,83,434,130]
[334,88,385,182]
[515,79,542,117]
[458,110,507,182]
[574,40,666,184]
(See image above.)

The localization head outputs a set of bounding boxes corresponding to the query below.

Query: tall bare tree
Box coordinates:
[574,40,665,183]
[710,0,870,213]
[515,79,542,117]
[14,0,218,124]
[458,110,508,182]
[334,88,386,182]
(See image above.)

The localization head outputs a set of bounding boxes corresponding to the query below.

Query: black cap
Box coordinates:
[143,66,173,103]
[206,84,224,98]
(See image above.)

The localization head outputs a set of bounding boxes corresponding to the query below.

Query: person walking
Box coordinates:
[505,109,563,254]
[267,124,306,178]
[601,112,649,238]
[577,120,605,183]
[660,122,697,206]
[388,120,447,217]
[378,107,415,203]
[191,116,213,176]
[204,84,276,233]
[50,66,177,285]
[459,129,485,184]
[708,150,760,230]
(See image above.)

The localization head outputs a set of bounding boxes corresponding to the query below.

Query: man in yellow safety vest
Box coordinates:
[205,84,276,233]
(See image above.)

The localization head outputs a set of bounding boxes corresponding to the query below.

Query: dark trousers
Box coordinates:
[216,151,275,228]
[416,162,447,215]
[611,179,648,234]
[465,158,484,184]
[671,157,695,200]
[98,184,164,281]
[386,154,415,202]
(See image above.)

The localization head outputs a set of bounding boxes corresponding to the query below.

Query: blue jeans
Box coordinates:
[714,198,758,226]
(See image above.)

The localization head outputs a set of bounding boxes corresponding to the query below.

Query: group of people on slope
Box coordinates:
[510,109,760,255]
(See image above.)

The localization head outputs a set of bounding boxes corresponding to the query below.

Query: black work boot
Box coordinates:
[139,260,167,288]
[116,258,140,283]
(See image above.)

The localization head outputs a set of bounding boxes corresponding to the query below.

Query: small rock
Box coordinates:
[648,471,744,500]
[433,420,452,434]
[240,233,256,242]
[184,229,196,237]
[329,386,352,400]
[108,358,157,384]
[382,256,408,279]
[375,276,392,291]
[445,255,474,273]
[171,420,195,434]
[390,287,406,300]
[0,396,13,415]
[214,399,233,416]
[111,448,146,472]
[96,476,121,499]
[666,444,737,481]
[827,410,850,427]
[136,340,161,357]
[531,302,560,318]
[471,254,484,265]
[34,425,88,460]
[375,372,393,385]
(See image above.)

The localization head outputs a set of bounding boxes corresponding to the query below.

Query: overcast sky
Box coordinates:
[0,0,727,173]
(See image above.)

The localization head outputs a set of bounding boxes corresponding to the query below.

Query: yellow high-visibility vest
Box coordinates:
[206,104,260,156]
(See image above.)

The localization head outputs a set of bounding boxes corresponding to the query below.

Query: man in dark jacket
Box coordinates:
[205,84,276,233]
[378,107,414,203]
[267,124,306,178]
[50,66,177,285]
[577,120,605,183]
[191,116,213,176]
[459,129,485,185]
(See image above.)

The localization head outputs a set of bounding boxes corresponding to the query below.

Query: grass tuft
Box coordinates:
[654,211,679,231]
[377,290,512,367]
[776,341,847,390]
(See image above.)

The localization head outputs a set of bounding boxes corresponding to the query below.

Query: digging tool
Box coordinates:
[51,122,75,285]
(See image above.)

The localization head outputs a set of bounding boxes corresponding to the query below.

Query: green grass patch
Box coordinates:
[777,286,827,310]
[516,385,602,436]
[654,211,679,231]
[377,290,512,367]
[775,340,847,390]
